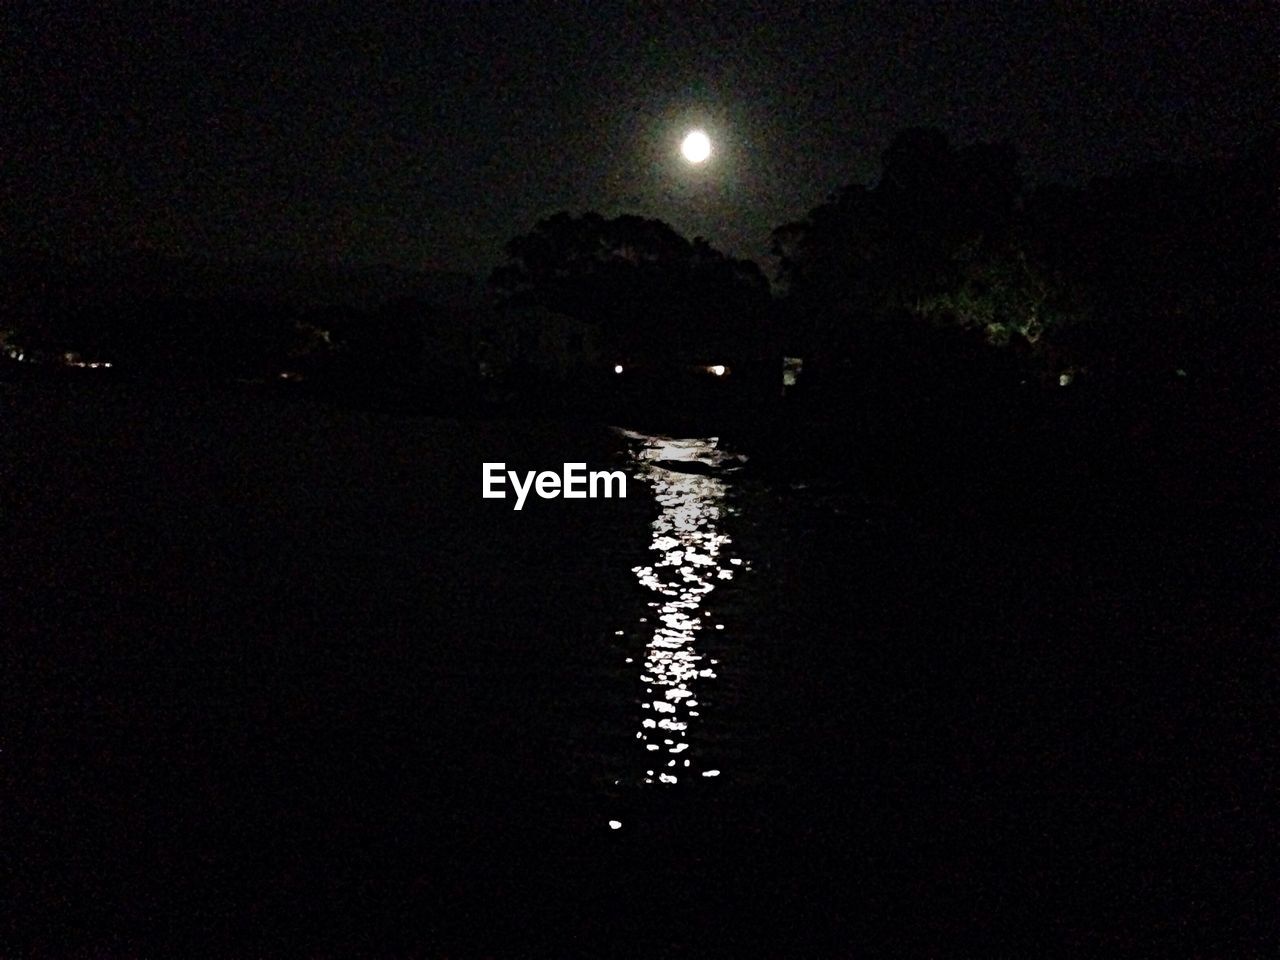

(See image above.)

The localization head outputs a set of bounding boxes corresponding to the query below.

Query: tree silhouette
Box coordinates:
[772,128,1071,362]
[491,212,769,365]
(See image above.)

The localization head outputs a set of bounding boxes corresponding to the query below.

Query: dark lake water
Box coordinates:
[3,378,1271,957]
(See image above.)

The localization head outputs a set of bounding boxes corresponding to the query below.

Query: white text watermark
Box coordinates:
[482,462,627,510]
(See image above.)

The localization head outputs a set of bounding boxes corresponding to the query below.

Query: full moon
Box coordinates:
[681,130,711,164]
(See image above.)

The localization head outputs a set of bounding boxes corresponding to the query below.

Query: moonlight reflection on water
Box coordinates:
[619,431,747,786]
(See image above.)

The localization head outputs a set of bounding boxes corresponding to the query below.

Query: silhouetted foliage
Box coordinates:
[772,128,1075,368]
[491,212,770,365]
[772,127,1276,404]
[1026,132,1278,390]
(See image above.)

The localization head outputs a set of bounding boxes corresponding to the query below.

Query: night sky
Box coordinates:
[4,1,1274,276]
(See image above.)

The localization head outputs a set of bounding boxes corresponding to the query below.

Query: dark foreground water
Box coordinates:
[2,378,1273,957]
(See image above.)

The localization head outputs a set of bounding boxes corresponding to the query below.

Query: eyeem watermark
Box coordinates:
[483,462,627,510]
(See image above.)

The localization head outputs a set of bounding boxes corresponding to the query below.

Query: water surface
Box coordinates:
[614,430,753,790]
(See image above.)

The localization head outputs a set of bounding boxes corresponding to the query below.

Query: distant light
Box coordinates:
[681,130,711,164]
[614,364,624,374]
[608,820,622,830]
[702,769,720,777]
[1175,368,1187,377]
[709,364,725,376]
[1059,372,1073,387]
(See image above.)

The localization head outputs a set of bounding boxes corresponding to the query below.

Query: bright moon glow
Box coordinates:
[681,130,711,163]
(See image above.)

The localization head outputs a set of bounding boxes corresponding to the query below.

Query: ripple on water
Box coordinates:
[611,430,751,790]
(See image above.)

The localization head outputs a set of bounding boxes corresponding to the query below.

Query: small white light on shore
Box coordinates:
[609,820,622,830]
[614,364,624,374]
[710,364,725,376]
[702,769,720,777]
